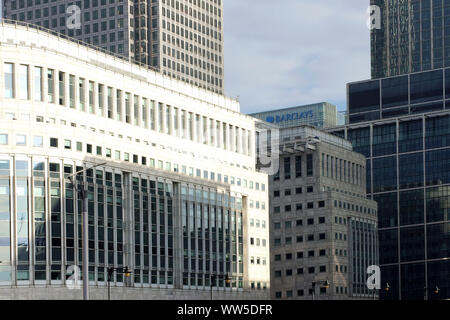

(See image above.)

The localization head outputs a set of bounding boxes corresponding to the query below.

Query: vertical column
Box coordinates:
[237,127,242,154]
[111,87,117,120]
[42,67,48,103]
[230,125,235,152]
[73,75,79,110]
[64,72,70,108]
[129,94,135,125]
[120,91,125,122]
[161,103,167,134]
[144,98,150,129]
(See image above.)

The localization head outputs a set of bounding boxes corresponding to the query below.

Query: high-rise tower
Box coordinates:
[371,0,450,79]
[3,0,224,94]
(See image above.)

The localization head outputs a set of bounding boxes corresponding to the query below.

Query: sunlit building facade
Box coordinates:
[0,21,269,299]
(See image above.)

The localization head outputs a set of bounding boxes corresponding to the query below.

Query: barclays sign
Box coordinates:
[266,110,314,124]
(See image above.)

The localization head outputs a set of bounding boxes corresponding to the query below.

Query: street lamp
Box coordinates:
[67,162,106,300]
[107,266,132,300]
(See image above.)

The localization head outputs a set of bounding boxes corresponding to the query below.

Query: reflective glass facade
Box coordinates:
[348,68,450,124]
[371,0,450,79]
[329,110,450,300]
[0,155,245,290]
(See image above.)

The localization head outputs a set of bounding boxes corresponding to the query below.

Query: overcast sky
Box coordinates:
[223,0,371,114]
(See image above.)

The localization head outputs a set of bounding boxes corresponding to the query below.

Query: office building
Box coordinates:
[259,125,378,300]
[370,0,450,79]
[327,66,450,300]
[0,20,269,299]
[250,102,346,130]
[3,0,224,94]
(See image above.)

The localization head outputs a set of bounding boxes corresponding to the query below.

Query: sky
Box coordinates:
[223,0,371,114]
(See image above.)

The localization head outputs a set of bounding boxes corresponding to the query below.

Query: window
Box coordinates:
[33,136,43,147]
[296,187,302,194]
[4,63,14,98]
[319,233,326,240]
[308,250,315,257]
[285,253,292,260]
[295,156,302,177]
[274,254,281,261]
[64,140,71,150]
[50,138,58,148]
[319,201,325,208]
[87,144,92,154]
[319,249,326,256]
[285,205,291,212]
[284,157,291,180]
[47,69,55,103]
[0,134,8,145]
[274,190,280,197]
[307,234,314,241]
[296,203,303,211]
[320,266,326,273]
[308,267,315,274]
[296,236,303,243]
[76,142,82,152]
[307,202,314,209]
[296,252,303,259]
[307,154,313,176]
[308,218,314,225]
[284,189,291,196]
[16,135,26,146]
[296,219,303,226]
[307,186,314,193]
[319,217,325,224]
[34,67,43,101]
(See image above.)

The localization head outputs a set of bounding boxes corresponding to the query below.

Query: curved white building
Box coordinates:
[0,21,270,299]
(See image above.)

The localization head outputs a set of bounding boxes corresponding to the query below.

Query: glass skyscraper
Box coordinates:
[371,0,450,79]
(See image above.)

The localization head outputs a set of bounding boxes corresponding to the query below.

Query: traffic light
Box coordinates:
[123,267,131,277]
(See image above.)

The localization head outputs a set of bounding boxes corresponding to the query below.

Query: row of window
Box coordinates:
[273,217,326,230]
[273,186,314,197]
[249,256,267,266]
[3,62,249,155]
[274,154,314,181]
[273,201,326,214]
[249,238,267,247]
[333,200,377,216]
[0,133,266,198]
[321,153,365,187]
[273,233,327,246]
[274,249,327,262]
[274,265,327,278]
[249,219,266,229]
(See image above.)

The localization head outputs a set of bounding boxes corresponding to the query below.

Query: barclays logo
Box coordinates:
[266,111,314,124]
[266,116,275,123]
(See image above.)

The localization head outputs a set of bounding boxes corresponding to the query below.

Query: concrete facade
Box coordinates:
[260,126,378,300]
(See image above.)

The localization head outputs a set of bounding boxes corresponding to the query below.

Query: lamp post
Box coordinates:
[107,266,131,300]
[67,162,106,300]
